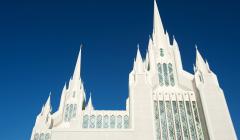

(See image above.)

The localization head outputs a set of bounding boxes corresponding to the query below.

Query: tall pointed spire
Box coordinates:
[73,45,82,80]
[195,46,208,73]
[44,92,52,114]
[135,45,144,73]
[86,93,94,111]
[153,0,165,36]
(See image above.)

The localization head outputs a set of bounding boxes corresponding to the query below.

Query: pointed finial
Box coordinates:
[195,46,208,73]
[86,92,94,111]
[73,45,82,80]
[153,0,165,36]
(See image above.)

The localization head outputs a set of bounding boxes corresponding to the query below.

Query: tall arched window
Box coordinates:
[168,63,175,86]
[64,104,69,122]
[73,104,77,117]
[90,115,96,128]
[123,115,129,128]
[103,115,109,128]
[117,115,122,128]
[157,63,164,86]
[163,63,169,86]
[45,133,50,140]
[69,104,73,120]
[96,115,102,128]
[160,48,164,57]
[39,133,44,140]
[82,115,89,128]
[110,115,115,128]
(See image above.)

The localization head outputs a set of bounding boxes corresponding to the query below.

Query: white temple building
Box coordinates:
[30,0,237,140]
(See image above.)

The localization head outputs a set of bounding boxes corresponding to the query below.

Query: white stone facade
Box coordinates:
[30,0,237,140]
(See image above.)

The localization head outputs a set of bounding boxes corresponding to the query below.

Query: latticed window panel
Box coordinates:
[117,115,122,128]
[168,63,175,86]
[96,115,102,128]
[159,101,168,140]
[73,104,77,118]
[110,115,116,128]
[163,63,169,86]
[64,104,69,122]
[103,115,109,128]
[157,63,164,86]
[172,101,183,140]
[69,104,73,121]
[192,101,204,140]
[39,133,44,140]
[186,101,198,140]
[82,115,89,128]
[154,101,161,140]
[45,133,51,140]
[90,115,96,128]
[160,48,164,57]
[179,101,190,140]
[124,115,129,129]
[166,101,175,140]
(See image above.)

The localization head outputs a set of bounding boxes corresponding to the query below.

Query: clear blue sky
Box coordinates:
[0,0,239,139]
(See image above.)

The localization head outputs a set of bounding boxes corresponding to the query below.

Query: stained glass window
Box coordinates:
[159,101,168,140]
[179,101,190,140]
[33,133,39,140]
[166,101,175,140]
[110,115,116,128]
[90,115,96,128]
[154,101,161,140]
[124,115,129,129]
[163,63,169,86]
[192,101,204,140]
[97,115,102,128]
[103,115,109,128]
[172,101,182,140]
[168,63,175,86]
[117,115,122,128]
[157,63,164,86]
[82,115,89,128]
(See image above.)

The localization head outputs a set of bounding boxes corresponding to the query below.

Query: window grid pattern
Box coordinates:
[179,101,190,140]
[97,115,102,128]
[192,101,204,140]
[186,101,198,140]
[157,63,164,86]
[82,114,129,129]
[64,103,77,122]
[154,101,161,140]
[163,63,169,86]
[33,133,51,140]
[160,48,164,57]
[159,101,168,140]
[166,101,175,140]
[124,115,129,129]
[168,63,175,86]
[172,101,182,140]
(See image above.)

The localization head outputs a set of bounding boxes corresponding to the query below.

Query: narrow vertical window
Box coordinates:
[154,101,161,140]
[64,104,69,122]
[117,115,122,128]
[172,101,182,140]
[82,115,89,128]
[157,63,164,86]
[160,48,164,57]
[96,115,102,128]
[90,115,96,128]
[186,101,198,140]
[179,101,190,140]
[110,115,116,128]
[168,63,175,86]
[159,101,168,140]
[73,104,77,117]
[69,104,73,121]
[124,115,129,129]
[192,101,204,140]
[103,115,109,128]
[163,63,169,86]
[166,101,175,140]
